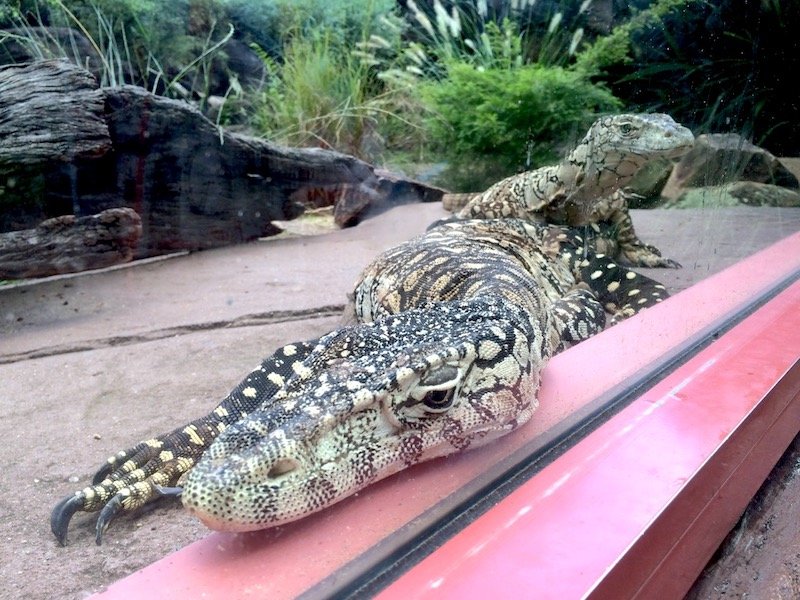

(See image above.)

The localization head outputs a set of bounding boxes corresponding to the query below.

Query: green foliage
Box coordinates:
[573,0,690,76]
[1,0,233,98]
[420,62,622,188]
[253,30,422,161]
[363,1,587,88]
[348,0,624,182]
[221,0,394,54]
[574,0,799,154]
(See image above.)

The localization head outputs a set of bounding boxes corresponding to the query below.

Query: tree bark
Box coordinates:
[0,60,111,164]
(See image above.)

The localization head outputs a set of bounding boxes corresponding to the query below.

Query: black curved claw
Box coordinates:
[95,494,124,546]
[154,485,183,498]
[665,258,682,269]
[92,460,115,486]
[51,494,84,547]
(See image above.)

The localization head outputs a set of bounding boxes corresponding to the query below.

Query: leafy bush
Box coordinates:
[420,62,622,189]
[222,0,394,56]
[253,30,420,160]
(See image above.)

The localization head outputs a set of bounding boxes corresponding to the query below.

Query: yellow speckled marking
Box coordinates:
[292,362,312,378]
[184,425,204,445]
[283,344,297,356]
[214,406,229,417]
[590,270,603,280]
[607,281,620,292]
[627,288,640,296]
[242,387,257,398]
[626,271,637,279]
[267,372,285,386]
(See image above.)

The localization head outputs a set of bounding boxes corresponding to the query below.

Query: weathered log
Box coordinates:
[0,60,111,164]
[1,60,444,259]
[0,208,141,279]
[60,85,380,255]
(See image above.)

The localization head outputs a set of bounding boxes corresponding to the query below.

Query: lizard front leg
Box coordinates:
[589,192,681,269]
[51,340,317,546]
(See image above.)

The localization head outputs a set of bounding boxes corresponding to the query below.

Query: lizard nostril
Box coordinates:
[267,458,300,479]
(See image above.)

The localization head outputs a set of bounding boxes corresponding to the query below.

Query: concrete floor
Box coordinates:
[1,204,799,599]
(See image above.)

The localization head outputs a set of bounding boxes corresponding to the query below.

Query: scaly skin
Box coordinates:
[51,218,669,542]
[449,113,695,268]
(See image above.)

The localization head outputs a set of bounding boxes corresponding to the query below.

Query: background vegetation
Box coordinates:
[1,0,796,190]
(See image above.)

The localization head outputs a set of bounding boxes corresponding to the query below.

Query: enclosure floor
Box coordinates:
[1,204,799,600]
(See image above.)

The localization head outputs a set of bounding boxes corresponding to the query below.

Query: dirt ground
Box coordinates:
[686,434,800,599]
[1,204,799,599]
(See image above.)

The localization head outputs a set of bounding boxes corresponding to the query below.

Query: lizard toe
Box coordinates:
[95,494,124,545]
[50,494,85,547]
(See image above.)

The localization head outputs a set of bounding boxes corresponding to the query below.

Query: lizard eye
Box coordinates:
[422,388,455,412]
[619,123,633,134]
[411,364,461,414]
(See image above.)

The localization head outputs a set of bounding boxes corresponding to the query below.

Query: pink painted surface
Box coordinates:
[93,232,800,599]
[378,278,800,600]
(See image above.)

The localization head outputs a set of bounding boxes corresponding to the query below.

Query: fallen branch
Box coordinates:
[0,208,141,279]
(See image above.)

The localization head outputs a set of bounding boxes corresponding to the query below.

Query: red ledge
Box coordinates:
[93,232,800,599]
[379,281,800,598]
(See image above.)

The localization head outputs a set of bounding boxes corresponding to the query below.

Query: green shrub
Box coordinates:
[572,0,689,77]
[253,30,420,161]
[0,0,232,96]
[420,62,622,189]
[221,0,394,54]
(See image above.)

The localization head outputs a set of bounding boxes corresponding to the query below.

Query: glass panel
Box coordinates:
[1,1,798,598]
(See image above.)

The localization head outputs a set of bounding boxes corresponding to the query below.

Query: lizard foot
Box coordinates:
[51,340,319,546]
[620,243,682,269]
[51,420,216,546]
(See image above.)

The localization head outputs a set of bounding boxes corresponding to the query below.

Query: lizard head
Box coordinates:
[181,299,541,531]
[588,113,695,165]
[554,113,695,225]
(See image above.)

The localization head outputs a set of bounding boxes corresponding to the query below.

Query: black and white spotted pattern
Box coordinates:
[51,192,673,543]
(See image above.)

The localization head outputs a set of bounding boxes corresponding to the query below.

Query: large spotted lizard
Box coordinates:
[52,216,669,544]
[445,113,694,268]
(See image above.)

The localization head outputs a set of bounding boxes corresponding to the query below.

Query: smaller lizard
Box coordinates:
[448,113,694,268]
